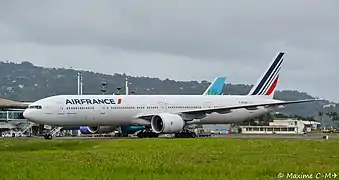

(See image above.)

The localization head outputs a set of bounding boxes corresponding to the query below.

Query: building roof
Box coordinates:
[301,120,321,125]
[0,98,25,105]
[0,98,31,109]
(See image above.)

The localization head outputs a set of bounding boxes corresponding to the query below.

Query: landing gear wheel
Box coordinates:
[44,134,53,140]
[137,130,159,138]
[122,132,128,137]
[191,133,196,138]
[174,131,196,138]
[137,132,144,138]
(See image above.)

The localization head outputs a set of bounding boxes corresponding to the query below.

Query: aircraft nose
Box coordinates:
[23,109,32,120]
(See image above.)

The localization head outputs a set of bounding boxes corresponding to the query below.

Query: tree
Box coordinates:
[326,112,338,121]
[325,112,339,128]
[258,114,273,125]
[318,111,324,124]
[318,111,323,117]
[331,112,338,121]
[304,116,315,121]
[273,113,289,119]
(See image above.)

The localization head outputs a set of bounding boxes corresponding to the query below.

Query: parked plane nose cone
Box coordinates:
[23,109,32,120]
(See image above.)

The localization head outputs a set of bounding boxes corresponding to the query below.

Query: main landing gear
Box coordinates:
[174,129,196,138]
[136,129,159,138]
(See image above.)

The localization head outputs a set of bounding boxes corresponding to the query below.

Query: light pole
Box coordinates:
[80,73,83,95]
[125,78,129,95]
[77,72,80,95]
[116,87,121,95]
[101,80,107,95]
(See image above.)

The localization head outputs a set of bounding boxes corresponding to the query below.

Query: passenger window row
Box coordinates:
[66,107,94,110]
[64,105,210,110]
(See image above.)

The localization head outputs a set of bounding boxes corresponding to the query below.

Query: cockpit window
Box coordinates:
[28,105,42,109]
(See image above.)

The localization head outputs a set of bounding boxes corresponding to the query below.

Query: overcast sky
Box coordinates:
[0,0,338,102]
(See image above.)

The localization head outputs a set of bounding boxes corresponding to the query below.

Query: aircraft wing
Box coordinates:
[181,99,319,115]
[136,99,320,121]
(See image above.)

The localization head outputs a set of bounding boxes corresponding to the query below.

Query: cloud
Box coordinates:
[0,0,338,101]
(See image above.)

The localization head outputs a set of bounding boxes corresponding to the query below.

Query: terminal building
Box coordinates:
[239,119,321,134]
[0,98,40,137]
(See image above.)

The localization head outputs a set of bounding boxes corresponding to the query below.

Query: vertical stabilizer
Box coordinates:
[203,77,226,95]
[248,52,285,98]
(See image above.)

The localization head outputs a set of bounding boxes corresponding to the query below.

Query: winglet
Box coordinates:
[248,52,285,98]
[203,77,226,95]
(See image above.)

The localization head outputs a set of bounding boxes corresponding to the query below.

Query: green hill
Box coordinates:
[0,61,334,116]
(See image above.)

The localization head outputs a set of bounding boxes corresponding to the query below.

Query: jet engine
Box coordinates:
[79,126,117,134]
[151,113,185,134]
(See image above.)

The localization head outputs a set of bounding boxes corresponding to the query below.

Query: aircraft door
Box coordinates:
[56,101,65,116]
[58,106,65,115]
[100,105,106,115]
[203,102,214,109]
[158,102,168,112]
[97,104,108,122]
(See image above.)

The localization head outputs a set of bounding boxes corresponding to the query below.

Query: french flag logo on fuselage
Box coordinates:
[117,98,122,104]
[249,52,285,96]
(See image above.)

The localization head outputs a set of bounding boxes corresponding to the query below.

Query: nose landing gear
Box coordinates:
[44,134,53,140]
[44,127,62,140]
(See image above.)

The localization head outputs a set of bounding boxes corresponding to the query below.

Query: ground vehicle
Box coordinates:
[194,128,211,137]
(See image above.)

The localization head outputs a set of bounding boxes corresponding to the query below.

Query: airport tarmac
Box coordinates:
[3,133,338,140]
[213,133,339,139]
[11,132,337,140]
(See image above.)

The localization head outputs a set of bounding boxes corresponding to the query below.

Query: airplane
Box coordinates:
[23,52,320,140]
[70,76,227,135]
[0,76,227,136]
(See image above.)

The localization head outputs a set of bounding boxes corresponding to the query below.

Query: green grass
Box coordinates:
[0,138,338,180]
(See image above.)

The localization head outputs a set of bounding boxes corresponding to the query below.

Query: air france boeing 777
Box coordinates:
[23,52,318,139]
[77,76,227,135]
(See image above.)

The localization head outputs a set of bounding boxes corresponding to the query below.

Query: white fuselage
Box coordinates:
[23,95,282,126]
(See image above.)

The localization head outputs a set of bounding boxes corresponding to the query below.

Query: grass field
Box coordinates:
[0,138,339,180]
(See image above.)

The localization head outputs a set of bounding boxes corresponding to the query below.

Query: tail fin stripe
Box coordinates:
[257,59,283,95]
[251,53,284,95]
[265,75,279,95]
[259,65,281,95]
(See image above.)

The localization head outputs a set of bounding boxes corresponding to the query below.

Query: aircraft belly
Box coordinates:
[56,112,91,126]
[90,110,133,126]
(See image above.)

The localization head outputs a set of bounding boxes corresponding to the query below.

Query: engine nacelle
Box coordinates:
[79,126,117,134]
[151,113,185,134]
